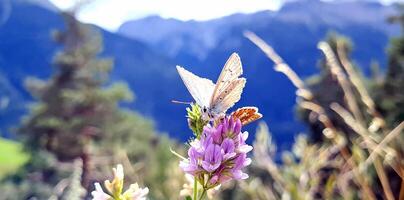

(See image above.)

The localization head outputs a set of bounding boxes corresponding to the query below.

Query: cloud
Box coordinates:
[49,0,282,31]
[49,0,399,31]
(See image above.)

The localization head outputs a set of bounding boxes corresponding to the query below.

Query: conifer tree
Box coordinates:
[1,11,183,199]
[377,4,404,127]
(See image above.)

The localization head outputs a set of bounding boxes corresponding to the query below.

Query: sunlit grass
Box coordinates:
[0,138,29,179]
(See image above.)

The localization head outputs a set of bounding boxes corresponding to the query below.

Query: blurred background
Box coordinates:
[0,0,403,199]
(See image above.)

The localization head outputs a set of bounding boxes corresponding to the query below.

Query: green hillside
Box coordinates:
[0,138,29,179]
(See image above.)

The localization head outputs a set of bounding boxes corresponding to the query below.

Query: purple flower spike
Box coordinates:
[211,124,223,144]
[180,116,253,188]
[180,149,200,175]
[202,144,222,172]
[179,160,198,175]
[221,138,236,160]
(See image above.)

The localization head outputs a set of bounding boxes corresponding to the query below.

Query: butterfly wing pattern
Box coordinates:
[231,107,263,125]
[176,65,215,108]
[211,78,245,117]
[210,53,245,116]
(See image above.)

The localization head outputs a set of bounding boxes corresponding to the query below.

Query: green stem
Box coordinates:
[193,179,198,200]
[198,188,207,200]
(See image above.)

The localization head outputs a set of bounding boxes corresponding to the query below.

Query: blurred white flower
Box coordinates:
[179,174,219,199]
[123,183,149,200]
[114,164,124,181]
[105,164,125,197]
[179,174,194,197]
[91,182,112,200]
[91,164,148,200]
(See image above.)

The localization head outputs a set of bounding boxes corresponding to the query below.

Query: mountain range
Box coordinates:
[0,0,400,149]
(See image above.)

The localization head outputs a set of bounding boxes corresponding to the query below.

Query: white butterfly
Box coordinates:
[176,53,246,120]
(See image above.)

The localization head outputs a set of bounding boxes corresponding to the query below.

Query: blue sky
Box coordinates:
[49,0,400,31]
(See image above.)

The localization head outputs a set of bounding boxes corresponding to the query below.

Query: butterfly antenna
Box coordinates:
[171,100,192,105]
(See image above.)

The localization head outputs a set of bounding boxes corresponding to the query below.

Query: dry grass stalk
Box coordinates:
[299,101,337,134]
[324,41,403,183]
[336,41,386,131]
[245,31,346,142]
[245,30,404,200]
[374,158,395,200]
[330,102,402,182]
[244,31,313,100]
[365,122,403,165]
[330,103,385,153]
[331,103,399,199]
[340,148,377,200]
[243,31,284,65]
[245,31,379,199]
[274,64,309,97]
[318,42,366,127]
[253,123,286,189]
[363,121,404,179]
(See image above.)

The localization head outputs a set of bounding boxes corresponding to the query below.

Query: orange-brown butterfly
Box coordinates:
[231,106,262,126]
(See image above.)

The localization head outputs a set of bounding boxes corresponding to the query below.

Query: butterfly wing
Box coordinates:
[231,106,263,125]
[210,53,244,115]
[210,78,246,116]
[176,65,215,107]
[211,53,243,104]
